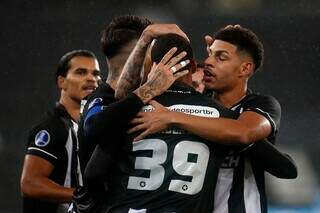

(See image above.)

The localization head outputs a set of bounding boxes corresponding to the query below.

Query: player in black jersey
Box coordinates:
[78,15,152,171]
[72,17,190,212]
[74,15,152,212]
[20,50,100,213]
[128,25,297,213]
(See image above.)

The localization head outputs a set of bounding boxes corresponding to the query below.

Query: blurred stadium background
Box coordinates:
[1,0,319,212]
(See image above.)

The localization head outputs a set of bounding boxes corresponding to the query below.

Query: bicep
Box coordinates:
[22,155,54,180]
[238,111,272,142]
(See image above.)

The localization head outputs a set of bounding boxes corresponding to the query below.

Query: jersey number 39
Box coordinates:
[127,139,210,195]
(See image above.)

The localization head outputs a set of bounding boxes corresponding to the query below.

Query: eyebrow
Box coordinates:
[212,50,229,55]
[74,67,88,71]
[74,67,100,72]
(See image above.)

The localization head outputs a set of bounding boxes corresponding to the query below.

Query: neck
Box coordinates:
[59,92,81,121]
[214,81,247,108]
[106,59,125,90]
[106,67,122,90]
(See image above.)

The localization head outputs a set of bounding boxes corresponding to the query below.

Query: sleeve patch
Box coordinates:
[34,130,51,147]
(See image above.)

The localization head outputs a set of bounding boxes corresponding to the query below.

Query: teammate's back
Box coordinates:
[106,82,238,213]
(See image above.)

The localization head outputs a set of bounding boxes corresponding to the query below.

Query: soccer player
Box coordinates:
[77,15,152,171]
[127,25,297,213]
[20,50,100,213]
[73,15,152,212]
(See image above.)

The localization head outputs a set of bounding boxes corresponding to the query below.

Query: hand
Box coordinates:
[142,24,189,43]
[134,47,190,103]
[128,100,171,141]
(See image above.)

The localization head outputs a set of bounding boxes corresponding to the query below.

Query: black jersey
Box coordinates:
[78,82,116,172]
[213,90,281,213]
[23,104,82,213]
[103,83,238,213]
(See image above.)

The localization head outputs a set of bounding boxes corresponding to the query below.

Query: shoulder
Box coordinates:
[26,107,72,163]
[90,83,115,102]
[28,108,69,146]
[241,93,282,132]
[242,93,281,112]
[84,83,116,111]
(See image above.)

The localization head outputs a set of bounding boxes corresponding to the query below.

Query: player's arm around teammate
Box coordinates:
[127,25,297,179]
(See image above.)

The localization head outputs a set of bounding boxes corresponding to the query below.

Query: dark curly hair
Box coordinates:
[100,15,152,59]
[214,26,264,72]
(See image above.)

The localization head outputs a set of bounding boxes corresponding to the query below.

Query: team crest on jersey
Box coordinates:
[34,130,50,147]
[88,98,103,110]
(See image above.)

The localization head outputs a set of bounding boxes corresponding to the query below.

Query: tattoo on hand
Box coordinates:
[136,68,169,103]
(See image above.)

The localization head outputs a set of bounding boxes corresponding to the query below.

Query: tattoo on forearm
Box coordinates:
[136,68,169,103]
[116,39,150,99]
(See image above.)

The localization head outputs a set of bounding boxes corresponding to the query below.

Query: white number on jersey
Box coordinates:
[127,139,210,195]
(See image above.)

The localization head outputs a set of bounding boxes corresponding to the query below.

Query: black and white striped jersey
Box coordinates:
[23,104,82,213]
[213,91,281,213]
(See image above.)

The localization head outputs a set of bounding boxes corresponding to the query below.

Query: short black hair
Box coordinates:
[56,49,97,82]
[151,33,193,70]
[101,15,152,58]
[214,26,264,72]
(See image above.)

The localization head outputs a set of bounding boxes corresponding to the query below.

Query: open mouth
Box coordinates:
[203,68,216,82]
[204,69,213,77]
[83,85,97,92]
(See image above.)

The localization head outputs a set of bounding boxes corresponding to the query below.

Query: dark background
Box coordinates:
[1,0,319,212]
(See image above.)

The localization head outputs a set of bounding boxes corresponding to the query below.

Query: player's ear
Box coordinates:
[57,76,67,90]
[239,61,254,77]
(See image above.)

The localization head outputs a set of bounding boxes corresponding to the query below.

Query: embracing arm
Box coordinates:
[20,155,74,202]
[115,24,190,99]
[115,36,151,99]
[162,108,297,178]
[85,49,189,143]
[246,141,298,179]
[130,102,271,145]
[129,101,297,179]
[171,110,271,144]
[84,93,144,141]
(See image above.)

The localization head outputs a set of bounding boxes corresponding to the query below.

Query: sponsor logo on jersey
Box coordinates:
[34,130,50,147]
[166,89,192,94]
[88,98,103,110]
[142,104,220,118]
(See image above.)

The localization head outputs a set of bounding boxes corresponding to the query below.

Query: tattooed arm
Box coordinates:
[115,24,189,100]
[133,47,190,104]
[114,36,150,100]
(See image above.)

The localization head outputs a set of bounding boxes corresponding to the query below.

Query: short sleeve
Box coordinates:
[242,95,281,137]
[26,119,68,165]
